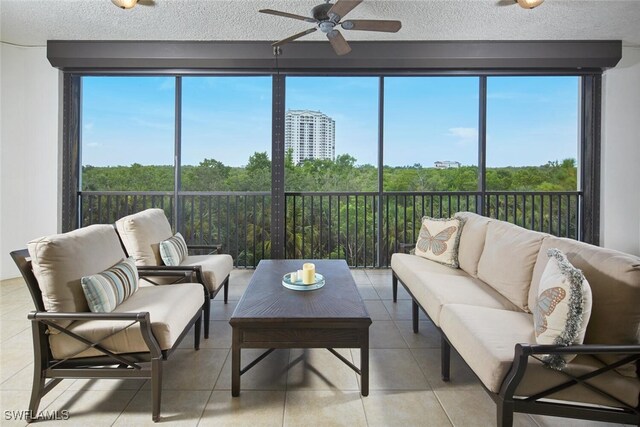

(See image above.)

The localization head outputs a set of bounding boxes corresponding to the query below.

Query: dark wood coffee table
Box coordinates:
[229,259,372,396]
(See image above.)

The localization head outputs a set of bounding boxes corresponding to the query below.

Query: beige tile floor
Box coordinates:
[0,270,625,426]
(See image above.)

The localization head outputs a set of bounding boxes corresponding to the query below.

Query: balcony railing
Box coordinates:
[80,190,581,268]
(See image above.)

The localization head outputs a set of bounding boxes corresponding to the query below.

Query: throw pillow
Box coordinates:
[81,257,139,313]
[414,216,465,268]
[534,248,592,370]
[159,232,188,266]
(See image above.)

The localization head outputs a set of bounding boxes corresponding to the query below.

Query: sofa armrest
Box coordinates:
[137,265,209,298]
[28,310,162,361]
[188,244,222,255]
[499,342,640,406]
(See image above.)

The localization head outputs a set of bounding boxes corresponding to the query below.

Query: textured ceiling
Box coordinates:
[1,0,640,47]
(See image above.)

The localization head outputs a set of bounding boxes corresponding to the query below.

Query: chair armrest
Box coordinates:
[398,242,416,254]
[188,244,222,255]
[519,343,640,356]
[137,265,209,298]
[28,311,148,322]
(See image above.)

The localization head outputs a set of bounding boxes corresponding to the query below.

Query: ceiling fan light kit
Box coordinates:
[112,0,138,9]
[516,0,544,9]
[259,0,402,56]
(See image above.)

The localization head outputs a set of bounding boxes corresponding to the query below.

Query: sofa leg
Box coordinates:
[441,335,450,382]
[151,357,163,422]
[203,298,210,339]
[497,399,514,427]
[392,273,398,303]
[223,277,229,304]
[412,299,419,333]
[194,315,201,351]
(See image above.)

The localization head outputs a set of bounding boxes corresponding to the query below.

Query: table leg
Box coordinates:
[360,330,369,396]
[231,328,241,397]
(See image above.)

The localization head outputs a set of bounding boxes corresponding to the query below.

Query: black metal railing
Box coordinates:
[80,190,581,268]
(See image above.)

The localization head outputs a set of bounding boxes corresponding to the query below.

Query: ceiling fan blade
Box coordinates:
[272,28,318,47]
[341,19,401,32]
[495,0,515,6]
[137,0,155,5]
[327,30,351,56]
[259,9,317,23]
[327,0,363,20]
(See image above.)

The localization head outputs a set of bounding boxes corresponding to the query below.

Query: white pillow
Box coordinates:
[414,216,465,268]
[534,248,592,369]
[159,232,188,266]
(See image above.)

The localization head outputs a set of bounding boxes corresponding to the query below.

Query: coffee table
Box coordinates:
[229,259,372,396]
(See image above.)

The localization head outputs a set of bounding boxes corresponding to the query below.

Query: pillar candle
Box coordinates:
[302,263,315,284]
[296,269,304,283]
[290,272,298,283]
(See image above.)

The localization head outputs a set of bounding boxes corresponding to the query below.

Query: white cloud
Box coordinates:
[447,127,478,140]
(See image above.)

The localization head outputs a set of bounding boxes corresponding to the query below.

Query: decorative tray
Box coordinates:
[282,273,325,291]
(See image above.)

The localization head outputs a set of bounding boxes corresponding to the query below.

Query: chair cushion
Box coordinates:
[534,249,592,369]
[455,211,491,278]
[159,232,188,266]
[477,221,547,312]
[49,283,204,359]
[439,304,639,408]
[414,216,464,268]
[81,257,139,313]
[28,225,127,329]
[181,254,233,292]
[530,236,640,377]
[391,253,520,326]
[115,208,173,266]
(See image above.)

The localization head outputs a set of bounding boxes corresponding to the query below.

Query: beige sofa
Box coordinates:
[391,212,640,426]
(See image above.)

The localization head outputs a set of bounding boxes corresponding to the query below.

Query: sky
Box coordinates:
[82,75,579,168]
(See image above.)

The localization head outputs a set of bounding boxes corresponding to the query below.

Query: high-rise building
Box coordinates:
[285,110,335,164]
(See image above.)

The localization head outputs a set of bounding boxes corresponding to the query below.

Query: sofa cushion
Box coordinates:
[27,225,127,329]
[414,216,464,268]
[534,249,592,369]
[115,208,173,266]
[81,257,139,313]
[49,283,204,359]
[530,236,640,377]
[455,211,491,278]
[391,253,520,326]
[440,304,639,408]
[160,232,188,266]
[477,220,546,312]
[181,254,234,292]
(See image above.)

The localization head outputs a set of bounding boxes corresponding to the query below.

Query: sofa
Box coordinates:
[391,211,640,426]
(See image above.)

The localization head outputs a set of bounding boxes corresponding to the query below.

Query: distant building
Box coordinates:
[434,161,461,169]
[285,110,335,164]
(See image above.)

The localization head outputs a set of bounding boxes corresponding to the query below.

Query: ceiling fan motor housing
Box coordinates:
[312,3,334,21]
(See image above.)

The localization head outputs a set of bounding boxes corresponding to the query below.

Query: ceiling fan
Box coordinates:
[259,0,402,56]
[497,0,544,9]
[111,0,155,10]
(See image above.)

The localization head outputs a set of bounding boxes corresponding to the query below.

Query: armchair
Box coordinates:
[11,224,204,422]
[115,208,234,339]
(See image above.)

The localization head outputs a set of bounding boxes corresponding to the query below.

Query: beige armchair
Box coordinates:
[11,224,204,422]
[115,208,234,338]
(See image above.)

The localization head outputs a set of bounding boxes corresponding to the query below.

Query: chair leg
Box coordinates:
[441,335,451,382]
[412,299,419,333]
[151,357,163,422]
[194,315,201,351]
[496,399,514,427]
[392,273,398,303]
[223,277,229,304]
[28,365,45,422]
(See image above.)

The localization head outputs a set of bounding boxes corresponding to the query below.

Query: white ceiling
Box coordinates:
[1,0,640,47]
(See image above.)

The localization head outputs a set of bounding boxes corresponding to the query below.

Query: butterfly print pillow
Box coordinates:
[414,216,465,268]
[534,248,592,370]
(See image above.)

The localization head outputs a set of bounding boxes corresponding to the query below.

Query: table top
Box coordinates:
[230,259,371,323]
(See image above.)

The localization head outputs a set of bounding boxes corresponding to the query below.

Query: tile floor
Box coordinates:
[0,269,625,426]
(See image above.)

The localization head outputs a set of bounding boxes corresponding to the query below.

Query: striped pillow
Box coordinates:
[81,257,139,313]
[159,232,188,266]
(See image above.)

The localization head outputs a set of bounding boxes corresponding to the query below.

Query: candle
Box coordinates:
[297,269,304,283]
[302,263,315,284]
[290,272,298,282]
